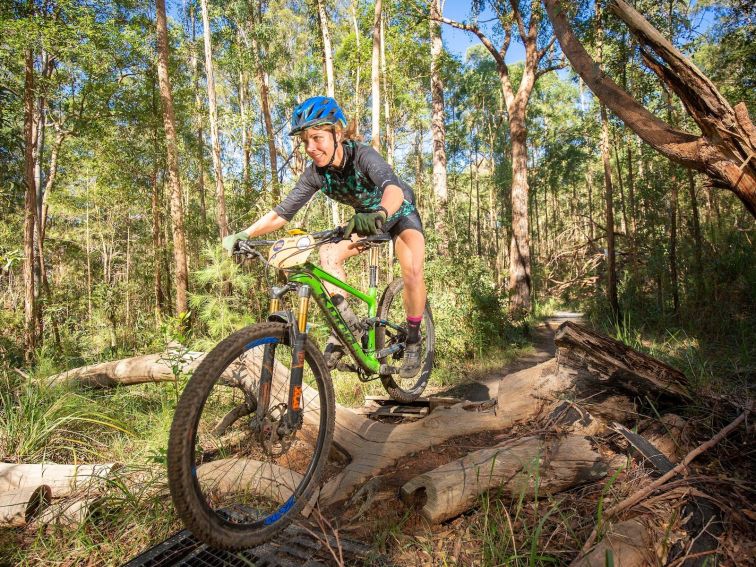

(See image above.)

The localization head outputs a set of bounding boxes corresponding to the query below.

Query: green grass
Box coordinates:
[0,363,187,566]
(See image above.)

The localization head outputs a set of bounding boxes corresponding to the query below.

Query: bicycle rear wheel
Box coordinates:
[167,322,335,550]
[376,278,435,402]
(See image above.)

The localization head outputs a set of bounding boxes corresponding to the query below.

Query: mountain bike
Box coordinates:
[167,227,434,550]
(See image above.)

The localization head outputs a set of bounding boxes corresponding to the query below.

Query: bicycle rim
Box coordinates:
[168,322,335,549]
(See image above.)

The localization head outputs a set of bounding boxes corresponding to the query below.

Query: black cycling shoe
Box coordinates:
[399,342,422,379]
[323,333,344,370]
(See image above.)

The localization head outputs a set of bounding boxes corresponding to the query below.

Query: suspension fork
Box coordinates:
[254,285,292,425]
[286,284,311,428]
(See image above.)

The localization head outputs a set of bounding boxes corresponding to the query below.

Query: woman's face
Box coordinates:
[302,128,341,168]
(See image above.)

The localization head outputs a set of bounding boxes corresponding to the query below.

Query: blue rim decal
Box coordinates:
[263,496,295,526]
[244,337,279,351]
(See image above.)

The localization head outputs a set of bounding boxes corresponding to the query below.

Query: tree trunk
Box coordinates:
[509,118,532,316]
[596,3,619,321]
[350,1,362,137]
[600,104,620,320]
[315,0,340,226]
[687,170,704,300]
[190,9,208,226]
[669,177,680,315]
[475,151,482,256]
[252,36,280,201]
[434,6,558,315]
[429,0,448,215]
[239,70,250,194]
[125,217,131,329]
[370,0,382,151]
[23,47,37,360]
[85,182,92,320]
[380,13,393,166]
[316,0,334,98]
[200,0,228,238]
[151,167,164,323]
[156,0,190,316]
[612,135,629,236]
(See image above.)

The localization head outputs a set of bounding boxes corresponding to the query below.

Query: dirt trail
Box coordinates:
[436,311,583,401]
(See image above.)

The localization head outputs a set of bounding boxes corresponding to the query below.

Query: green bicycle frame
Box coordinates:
[288,261,381,375]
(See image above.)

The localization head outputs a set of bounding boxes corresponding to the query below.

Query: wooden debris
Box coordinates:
[578,409,749,556]
[44,349,205,388]
[571,517,662,567]
[400,435,610,523]
[0,485,51,527]
[555,321,690,400]
[0,462,115,496]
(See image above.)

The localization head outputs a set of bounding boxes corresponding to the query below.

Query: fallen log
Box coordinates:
[44,350,205,388]
[34,495,100,527]
[400,435,612,523]
[196,459,303,501]
[495,324,690,437]
[0,463,115,496]
[0,485,52,527]
[554,322,689,400]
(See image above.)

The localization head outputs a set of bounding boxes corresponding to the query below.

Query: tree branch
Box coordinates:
[543,0,701,167]
[431,15,509,75]
[509,0,528,45]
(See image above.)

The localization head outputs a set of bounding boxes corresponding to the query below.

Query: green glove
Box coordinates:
[344,210,387,238]
[222,231,249,254]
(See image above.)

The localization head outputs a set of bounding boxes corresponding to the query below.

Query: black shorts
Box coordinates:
[384,210,424,240]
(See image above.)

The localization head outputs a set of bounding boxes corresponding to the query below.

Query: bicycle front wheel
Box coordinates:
[376,277,435,403]
[167,322,335,550]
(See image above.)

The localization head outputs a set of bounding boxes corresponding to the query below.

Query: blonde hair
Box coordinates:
[299,121,361,143]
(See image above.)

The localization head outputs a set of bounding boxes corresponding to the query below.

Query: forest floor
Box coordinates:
[429,311,583,401]
[2,312,752,566]
[324,311,753,567]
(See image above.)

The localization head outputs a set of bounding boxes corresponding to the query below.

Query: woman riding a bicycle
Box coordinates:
[223,96,427,379]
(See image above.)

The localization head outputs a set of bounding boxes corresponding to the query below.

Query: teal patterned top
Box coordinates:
[274,140,416,222]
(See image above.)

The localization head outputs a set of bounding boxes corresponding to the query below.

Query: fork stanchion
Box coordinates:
[287,285,311,427]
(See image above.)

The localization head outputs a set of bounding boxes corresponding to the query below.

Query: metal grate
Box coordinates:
[124,522,379,567]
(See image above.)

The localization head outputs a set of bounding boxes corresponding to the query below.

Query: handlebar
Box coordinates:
[233,227,391,255]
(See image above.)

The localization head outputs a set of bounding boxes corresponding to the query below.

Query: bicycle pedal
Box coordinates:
[335,360,359,373]
[379,364,398,376]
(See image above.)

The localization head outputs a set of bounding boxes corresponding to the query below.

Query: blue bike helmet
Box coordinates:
[289,96,347,136]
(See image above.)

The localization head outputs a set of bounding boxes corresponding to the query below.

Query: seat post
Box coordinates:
[368,246,379,289]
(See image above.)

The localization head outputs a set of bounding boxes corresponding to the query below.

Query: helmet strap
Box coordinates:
[325,129,340,169]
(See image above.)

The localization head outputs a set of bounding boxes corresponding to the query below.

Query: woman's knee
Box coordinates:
[320,246,341,267]
[400,262,425,289]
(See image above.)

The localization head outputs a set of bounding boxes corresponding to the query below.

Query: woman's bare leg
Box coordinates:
[394,229,427,318]
[319,236,360,295]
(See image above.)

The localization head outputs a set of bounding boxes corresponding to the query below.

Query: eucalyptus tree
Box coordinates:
[434,0,563,316]
[371,0,382,150]
[429,0,449,241]
[155,0,189,317]
[200,0,229,238]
